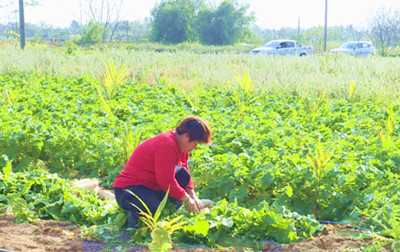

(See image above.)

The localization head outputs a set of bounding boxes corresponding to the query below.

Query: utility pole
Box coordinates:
[323,0,328,52]
[19,0,25,49]
[297,17,300,42]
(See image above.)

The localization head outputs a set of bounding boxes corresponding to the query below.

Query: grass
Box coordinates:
[1,39,400,102]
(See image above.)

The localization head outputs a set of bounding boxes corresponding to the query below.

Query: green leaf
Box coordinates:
[284,185,293,198]
[2,160,12,181]
[126,189,152,216]
[221,217,234,227]
[184,219,209,236]
[149,227,172,252]
[154,187,170,223]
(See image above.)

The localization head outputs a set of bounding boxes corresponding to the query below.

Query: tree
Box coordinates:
[303,26,325,52]
[76,21,105,45]
[80,0,124,42]
[368,6,400,56]
[197,0,254,45]
[118,20,150,42]
[150,0,199,44]
[69,20,81,34]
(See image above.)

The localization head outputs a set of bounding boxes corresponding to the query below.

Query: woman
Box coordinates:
[113,116,212,228]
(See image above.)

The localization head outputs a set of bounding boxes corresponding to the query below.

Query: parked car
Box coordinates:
[250,40,313,56]
[330,41,376,56]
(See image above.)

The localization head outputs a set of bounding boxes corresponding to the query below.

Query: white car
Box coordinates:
[330,41,376,56]
[250,40,313,56]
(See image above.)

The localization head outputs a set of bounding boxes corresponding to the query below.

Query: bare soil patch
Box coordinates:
[281,224,392,252]
[0,215,393,252]
[0,215,83,252]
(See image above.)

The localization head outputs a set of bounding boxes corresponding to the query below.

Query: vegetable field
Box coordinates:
[1,43,400,251]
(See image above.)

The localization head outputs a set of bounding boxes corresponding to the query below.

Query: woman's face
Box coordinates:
[180,133,200,152]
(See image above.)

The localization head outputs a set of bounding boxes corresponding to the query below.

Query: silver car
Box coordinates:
[330,41,376,56]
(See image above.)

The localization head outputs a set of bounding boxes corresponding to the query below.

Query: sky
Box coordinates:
[1,0,400,29]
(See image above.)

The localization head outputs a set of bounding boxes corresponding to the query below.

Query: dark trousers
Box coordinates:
[114,166,191,218]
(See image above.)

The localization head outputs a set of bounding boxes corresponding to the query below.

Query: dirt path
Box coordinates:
[0,215,394,252]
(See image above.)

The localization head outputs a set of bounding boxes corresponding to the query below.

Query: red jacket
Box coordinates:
[113,130,194,200]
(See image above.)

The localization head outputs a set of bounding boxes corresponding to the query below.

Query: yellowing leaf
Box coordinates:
[348,80,356,98]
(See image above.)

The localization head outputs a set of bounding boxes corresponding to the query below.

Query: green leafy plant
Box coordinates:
[181,84,206,113]
[0,155,11,182]
[366,205,400,238]
[363,239,393,252]
[23,68,45,90]
[348,80,356,99]
[95,59,128,117]
[379,105,396,147]
[0,156,24,216]
[231,71,259,116]
[182,89,196,110]
[127,188,186,252]
[121,124,141,163]
[0,163,120,225]
[300,138,333,218]
[302,92,326,122]
[182,199,299,247]
[76,21,105,45]
[1,86,15,104]
[358,204,400,251]
[101,59,128,101]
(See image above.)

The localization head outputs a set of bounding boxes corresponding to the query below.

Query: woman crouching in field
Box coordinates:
[113,116,212,228]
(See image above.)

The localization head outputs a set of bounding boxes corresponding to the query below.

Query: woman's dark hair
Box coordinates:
[176,116,212,145]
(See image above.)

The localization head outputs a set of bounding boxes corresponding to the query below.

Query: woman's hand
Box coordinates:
[192,195,204,210]
[188,189,204,210]
[182,193,200,212]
